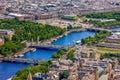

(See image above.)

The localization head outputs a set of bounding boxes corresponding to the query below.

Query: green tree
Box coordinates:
[59,70,69,80]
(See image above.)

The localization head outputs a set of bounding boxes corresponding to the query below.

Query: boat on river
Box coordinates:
[18,54,24,57]
[14,54,24,58]
[76,40,81,44]
[30,48,36,52]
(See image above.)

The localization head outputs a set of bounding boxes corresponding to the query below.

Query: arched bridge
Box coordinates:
[86,28,112,32]
[2,57,45,65]
[30,44,67,49]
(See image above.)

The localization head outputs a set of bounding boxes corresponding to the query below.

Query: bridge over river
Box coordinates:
[86,27,112,32]
[30,44,68,49]
[86,27,120,33]
[2,57,45,65]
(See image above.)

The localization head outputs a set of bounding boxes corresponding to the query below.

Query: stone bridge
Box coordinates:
[86,27,112,32]
[30,44,67,49]
[2,57,45,65]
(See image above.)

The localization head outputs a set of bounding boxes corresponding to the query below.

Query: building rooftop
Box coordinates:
[0,29,13,34]
[8,13,27,17]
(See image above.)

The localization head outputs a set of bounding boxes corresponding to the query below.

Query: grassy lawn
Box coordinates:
[98,47,120,54]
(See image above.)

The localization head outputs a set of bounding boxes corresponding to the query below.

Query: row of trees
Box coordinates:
[81,30,111,45]
[67,25,82,31]
[101,53,120,59]
[85,12,120,21]
[12,60,52,80]
[52,49,68,59]
[87,20,120,27]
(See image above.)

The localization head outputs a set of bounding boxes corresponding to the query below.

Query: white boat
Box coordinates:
[30,48,36,52]
[32,48,36,52]
[76,40,81,44]
[18,54,24,57]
